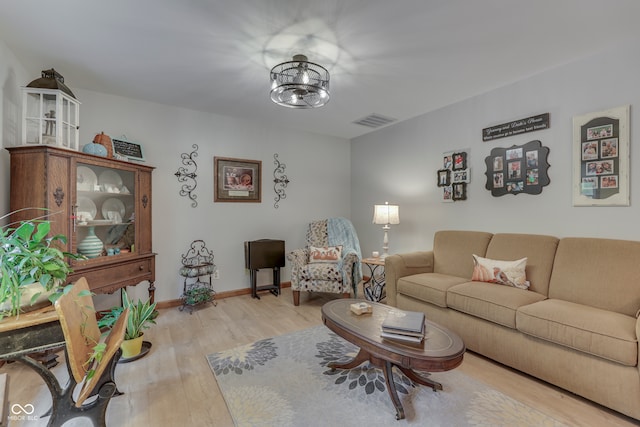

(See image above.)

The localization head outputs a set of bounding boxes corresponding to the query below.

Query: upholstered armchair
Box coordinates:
[288,217,362,306]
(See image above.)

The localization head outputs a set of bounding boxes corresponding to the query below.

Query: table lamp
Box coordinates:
[373,202,400,258]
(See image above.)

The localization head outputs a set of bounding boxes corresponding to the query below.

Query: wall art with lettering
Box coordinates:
[484,140,550,197]
[483,113,550,142]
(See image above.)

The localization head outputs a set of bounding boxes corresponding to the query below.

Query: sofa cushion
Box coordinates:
[447,282,547,328]
[471,255,530,289]
[397,273,469,308]
[549,237,640,317]
[433,231,493,278]
[485,233,559,296]
[517,299,638,366]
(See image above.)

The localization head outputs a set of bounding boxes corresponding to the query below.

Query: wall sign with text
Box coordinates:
[482,113,550,142]
[112,137,145,162]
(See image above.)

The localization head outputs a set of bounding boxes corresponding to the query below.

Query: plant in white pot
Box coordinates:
[0,210,81,320]
[98,289,158,358]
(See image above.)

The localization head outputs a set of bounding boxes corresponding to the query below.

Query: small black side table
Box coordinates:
[244,239,285,299]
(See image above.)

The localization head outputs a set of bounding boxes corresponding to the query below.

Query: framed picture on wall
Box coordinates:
[452,183,467,200]
[483,140,550,197]
[437,169,451,187]
[214,156,262,202]
[442,185,454,203]
[572,105,629,206]
[452,168,470,183]
[452,152,467,170]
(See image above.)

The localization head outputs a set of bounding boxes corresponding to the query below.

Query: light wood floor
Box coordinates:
[1,288,638,426]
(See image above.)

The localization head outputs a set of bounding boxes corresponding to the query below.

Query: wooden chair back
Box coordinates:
[54,277,129,407]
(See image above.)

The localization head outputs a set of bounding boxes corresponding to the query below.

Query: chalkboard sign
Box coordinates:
[112,138,145,162]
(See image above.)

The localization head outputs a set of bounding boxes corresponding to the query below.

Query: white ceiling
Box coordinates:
[2,0,640,140]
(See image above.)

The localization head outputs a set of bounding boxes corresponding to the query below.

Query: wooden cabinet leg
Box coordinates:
[148,281,156,303]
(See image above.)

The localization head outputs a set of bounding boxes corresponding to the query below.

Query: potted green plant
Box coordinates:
[98,289,158,358]
[0,210,81,320]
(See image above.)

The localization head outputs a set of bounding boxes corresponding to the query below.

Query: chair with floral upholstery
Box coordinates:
[287,217,362,306]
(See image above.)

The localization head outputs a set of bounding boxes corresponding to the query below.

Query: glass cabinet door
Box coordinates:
[75,161,136,259]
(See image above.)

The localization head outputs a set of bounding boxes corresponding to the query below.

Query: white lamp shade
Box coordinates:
[373,203,400,225]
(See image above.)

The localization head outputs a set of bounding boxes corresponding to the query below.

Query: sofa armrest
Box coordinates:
[385,251,434,307]
[287,248,309,288]
[636,314,640,375]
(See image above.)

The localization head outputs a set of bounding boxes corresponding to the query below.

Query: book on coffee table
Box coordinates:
[381,321,425,338]
[380,330,424,344]
[381,309,425,337]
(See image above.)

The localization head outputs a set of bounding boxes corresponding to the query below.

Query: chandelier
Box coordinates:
[270,54,330,108]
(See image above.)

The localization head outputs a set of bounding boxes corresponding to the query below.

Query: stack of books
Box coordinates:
[380,309,426,345]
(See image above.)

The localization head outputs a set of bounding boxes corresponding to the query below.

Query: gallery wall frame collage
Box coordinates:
[484,140,550,197]
[439,106,629,206]
[438,151,469,202]
[572,105,629,207]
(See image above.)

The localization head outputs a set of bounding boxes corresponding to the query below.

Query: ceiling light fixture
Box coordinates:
[270,54,330,109]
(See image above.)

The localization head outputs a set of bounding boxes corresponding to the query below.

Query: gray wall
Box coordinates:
[0,39,352,305]
[352,39,640,259]
[4,34,640,303]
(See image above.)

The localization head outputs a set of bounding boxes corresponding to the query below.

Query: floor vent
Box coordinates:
[352,113,397,128]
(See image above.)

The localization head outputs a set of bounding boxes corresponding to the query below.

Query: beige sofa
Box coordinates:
[385,230,640,420]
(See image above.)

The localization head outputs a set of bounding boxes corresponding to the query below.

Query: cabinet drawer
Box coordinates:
[70,255,155,294]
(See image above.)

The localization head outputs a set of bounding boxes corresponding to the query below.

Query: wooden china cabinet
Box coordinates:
[6,145,156,302]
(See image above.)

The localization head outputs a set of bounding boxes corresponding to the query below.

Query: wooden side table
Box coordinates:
[361,257,386,302]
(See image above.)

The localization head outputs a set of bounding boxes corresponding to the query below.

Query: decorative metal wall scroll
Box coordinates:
[439,150,469,202]
[273,153,290,208]
[174,144,199,207]
[484,140,550,197]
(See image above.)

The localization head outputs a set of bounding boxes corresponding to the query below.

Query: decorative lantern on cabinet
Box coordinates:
[22,68,80,150]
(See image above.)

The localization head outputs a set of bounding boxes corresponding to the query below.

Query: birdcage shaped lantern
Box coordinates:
[21,68,80,150]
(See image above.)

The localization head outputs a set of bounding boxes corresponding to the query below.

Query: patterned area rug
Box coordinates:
[207,326,566,427]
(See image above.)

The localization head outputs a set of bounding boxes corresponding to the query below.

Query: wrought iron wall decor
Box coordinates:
[484,140,550,197]
[174,144,199,207]
[273,153,290,208]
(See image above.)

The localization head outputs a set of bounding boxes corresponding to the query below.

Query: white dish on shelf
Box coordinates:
[98,170,123,189]
[101,198,126,220]
[77,197,97,221]
[77,166,98,191]
[86,219,115,226]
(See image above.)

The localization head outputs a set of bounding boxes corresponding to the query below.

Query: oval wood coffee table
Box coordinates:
[321,299,465,420]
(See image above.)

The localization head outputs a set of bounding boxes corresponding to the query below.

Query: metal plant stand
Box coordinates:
[179,240,217,313]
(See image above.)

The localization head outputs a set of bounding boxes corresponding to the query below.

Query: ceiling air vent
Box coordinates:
[352,113,397,129]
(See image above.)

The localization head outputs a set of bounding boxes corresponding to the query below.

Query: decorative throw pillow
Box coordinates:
[471,254,530,290]
[309,245,342,263]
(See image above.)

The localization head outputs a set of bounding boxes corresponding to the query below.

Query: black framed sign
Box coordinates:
[484,140,550,197]
[112,137,145,162]
[483,113,550,142]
